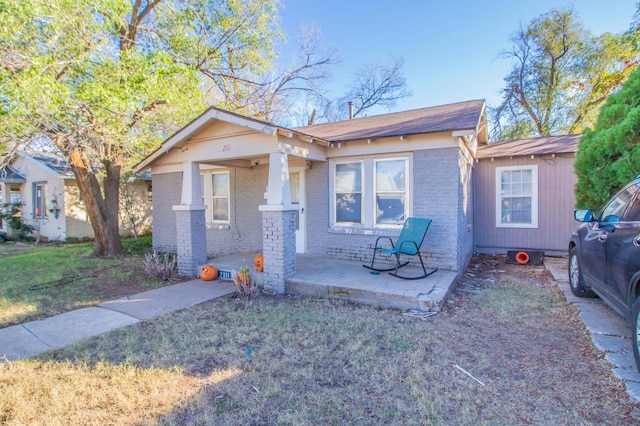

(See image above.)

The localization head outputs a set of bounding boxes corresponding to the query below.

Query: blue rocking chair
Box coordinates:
[363,217,437,280]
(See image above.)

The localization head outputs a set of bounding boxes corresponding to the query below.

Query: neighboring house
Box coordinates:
[133,100,488,293]
[473,134,580,256]
[0,151,152,242]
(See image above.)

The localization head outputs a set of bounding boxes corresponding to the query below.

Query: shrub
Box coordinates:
[0,202,34,240]
[142,252,177,281]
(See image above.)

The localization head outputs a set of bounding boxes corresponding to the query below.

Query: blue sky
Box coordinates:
[278,1,638,114]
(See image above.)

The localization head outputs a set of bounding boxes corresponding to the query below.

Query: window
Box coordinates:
[211,172,229,222]
[335,162,363,224]
[496,166,537,228]
[332,156,410,228]
[200,171,230,223]
[375,159,407,225]
[600,183,639,222]
[33,182,48,219]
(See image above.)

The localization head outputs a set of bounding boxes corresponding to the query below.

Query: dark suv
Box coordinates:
[569,177,640,372]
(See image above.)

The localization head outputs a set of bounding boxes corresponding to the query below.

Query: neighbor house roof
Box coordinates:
[297,99,487,142]
[0,167,26,183]
[31,153,74,178]
[476,134,580,159]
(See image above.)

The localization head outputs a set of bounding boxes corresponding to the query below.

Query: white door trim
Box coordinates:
[290,167,306,253]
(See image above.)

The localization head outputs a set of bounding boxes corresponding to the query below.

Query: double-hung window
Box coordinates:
[200,170,230,224]
[495,165,538,228]
[335,162,363,224]
[375,158,407,225]
[332,155,410,228]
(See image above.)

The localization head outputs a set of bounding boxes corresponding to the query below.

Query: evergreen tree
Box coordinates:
[574,66,640,209]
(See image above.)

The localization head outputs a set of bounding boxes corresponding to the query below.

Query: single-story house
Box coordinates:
[133,99,488,293]
[473,134,579,256]
[0,151,152,242]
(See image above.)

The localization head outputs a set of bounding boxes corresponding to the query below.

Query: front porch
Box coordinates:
[209,252,459,312]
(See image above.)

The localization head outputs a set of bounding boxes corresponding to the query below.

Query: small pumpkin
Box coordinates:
[200,265,218,281]
[254,254,264,272]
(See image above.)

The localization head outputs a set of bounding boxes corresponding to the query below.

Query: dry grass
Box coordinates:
[2,255,640,425]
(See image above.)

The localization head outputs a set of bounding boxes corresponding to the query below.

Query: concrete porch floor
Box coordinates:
[208,252,459,312]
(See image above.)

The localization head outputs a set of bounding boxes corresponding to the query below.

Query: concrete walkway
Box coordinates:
[0,280,237,361]
[545,257,640,402]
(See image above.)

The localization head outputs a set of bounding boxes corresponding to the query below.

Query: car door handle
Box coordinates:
[634,235,640,247]
[598,233,608,243]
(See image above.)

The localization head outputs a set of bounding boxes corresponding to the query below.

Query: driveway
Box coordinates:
[545,257,640,401]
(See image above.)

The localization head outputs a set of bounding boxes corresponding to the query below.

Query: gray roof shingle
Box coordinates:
[476,134,580,159]
[295,100,485,142]
[0,167,26,183]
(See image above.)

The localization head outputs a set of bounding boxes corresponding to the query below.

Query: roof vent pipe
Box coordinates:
[348,101,354,120]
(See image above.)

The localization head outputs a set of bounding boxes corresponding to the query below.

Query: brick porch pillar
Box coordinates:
[173,161,207,277]
[260,207,296,294]
[173,205,207,276]
[259,152,297,294]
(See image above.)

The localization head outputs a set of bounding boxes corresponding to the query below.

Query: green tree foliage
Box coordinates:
[492,7,638,140]
[574,66,640,209]
[0,0,279,256]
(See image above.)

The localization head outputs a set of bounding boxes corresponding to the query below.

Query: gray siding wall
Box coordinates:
[152,148,474,272]
[473,154,577,255]
[306,148,472,272]
[205,166,265,257]
[152,166,267,257]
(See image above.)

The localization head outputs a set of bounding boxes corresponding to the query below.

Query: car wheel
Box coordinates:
[632,297,640,373]
[569,247,596,298]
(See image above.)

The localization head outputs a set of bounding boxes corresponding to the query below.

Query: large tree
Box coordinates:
[0,0,279,256]
[574,65,640,210]
[492,7,638,140]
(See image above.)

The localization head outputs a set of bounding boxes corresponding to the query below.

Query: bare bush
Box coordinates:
[233,267,260,298]
[142,252,177,281]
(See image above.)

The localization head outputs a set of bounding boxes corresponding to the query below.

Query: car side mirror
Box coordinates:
[574,209,594,222]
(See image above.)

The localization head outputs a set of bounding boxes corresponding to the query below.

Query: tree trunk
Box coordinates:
[67,148,122,257]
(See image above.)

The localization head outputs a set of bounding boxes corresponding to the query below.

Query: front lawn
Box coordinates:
[0,237,177,328]
[2,256,638,425]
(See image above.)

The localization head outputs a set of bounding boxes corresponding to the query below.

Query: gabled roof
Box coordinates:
[297,100,486,142]
[476,134,580,159]
[134,106,331,173]
[31,153,74,178]
[18,151,75,178]
[0,167,26,183]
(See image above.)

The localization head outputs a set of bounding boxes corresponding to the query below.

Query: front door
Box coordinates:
[289,167,306,253]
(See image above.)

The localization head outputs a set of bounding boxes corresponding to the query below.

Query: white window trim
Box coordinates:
[495,165,538,229]
[200,170,230,225]
[330,154,412,231]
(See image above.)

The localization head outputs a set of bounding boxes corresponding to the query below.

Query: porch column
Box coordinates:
[173,161,207,277]
[259,152,297,295]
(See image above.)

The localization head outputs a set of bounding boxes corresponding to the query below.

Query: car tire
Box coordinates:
[569,247,597,298]
[632,297,640,373]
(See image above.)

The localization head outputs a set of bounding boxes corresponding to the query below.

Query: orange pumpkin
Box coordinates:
[254,254,264,272]
[200,265,218,281]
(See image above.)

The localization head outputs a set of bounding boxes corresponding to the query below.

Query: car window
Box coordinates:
[599,184,639,223]
[625,191,640,222]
